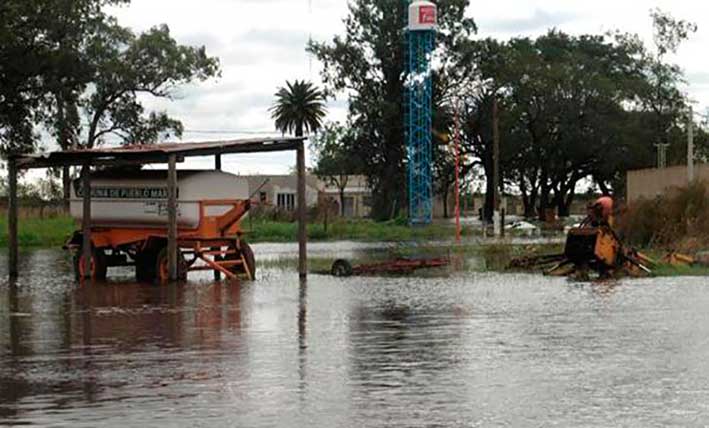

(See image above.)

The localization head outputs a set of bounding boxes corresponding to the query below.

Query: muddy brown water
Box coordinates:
[2,243,709,427]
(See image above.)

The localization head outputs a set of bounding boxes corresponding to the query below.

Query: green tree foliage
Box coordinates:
[451,17,694,219]
[76,23,219,149]
[309,0,475,220]
[1,0,220,206]
[311,122,360,216]
[0,0,128,155]
[644,9,697,155]
[270,80,327,137]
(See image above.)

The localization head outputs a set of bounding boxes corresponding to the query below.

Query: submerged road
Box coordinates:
[1,244,709,427]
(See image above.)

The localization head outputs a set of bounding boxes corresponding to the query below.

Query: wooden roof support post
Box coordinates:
[81,164,92,278]
[296,141,307,279]
[7,158,18,278]
[167,154,178,281]
[215,153,222,171]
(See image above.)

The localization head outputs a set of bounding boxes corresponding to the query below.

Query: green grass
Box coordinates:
[0,216,76,247]
[243,217,474,243]
[1,215,473,248]
[650,263,709,277]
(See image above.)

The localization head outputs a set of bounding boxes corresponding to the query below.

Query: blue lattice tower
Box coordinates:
[405,1,437,225]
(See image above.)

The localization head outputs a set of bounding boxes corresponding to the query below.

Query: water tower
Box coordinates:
[405,0,437,225]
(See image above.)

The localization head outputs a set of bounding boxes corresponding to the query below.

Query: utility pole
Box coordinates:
[688,106,694,182]
[492,97,501,237]
[454,103,461,244]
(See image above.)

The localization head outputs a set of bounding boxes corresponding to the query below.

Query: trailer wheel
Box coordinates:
[221,242,256,280]
[331,259,353,277]
[240,243,256,280]
[135,251,158,283]
[73,247,108,281]
[155,248,188,283]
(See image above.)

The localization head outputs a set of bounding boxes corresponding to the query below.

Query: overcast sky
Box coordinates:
[104,0,709,175]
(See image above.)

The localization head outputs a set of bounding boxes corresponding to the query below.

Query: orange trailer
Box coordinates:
[64,170,255,283]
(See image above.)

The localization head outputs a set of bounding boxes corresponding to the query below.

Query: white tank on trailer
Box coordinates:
[408,0,438,31]
[70,169,249,229]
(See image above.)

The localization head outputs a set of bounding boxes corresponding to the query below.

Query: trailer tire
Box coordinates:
[222,242,256,280]
[155,247,188,283]
[73,247,108,281]
[331,259,353,277]
[135,251,158,283]
[240,243,256,280]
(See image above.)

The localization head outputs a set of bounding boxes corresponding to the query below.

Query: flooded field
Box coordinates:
[2,243,709,426]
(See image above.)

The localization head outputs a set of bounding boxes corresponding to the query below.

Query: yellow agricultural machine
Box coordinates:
[510,225,653,278]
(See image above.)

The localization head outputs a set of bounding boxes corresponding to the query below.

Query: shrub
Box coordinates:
[619,182,709,251]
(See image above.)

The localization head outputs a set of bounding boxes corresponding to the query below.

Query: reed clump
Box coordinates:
[619,181,709,252]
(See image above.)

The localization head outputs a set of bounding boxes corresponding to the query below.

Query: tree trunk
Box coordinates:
[339,187,346,217]
[538,182,550,222]
[526,189,538,219]
[597,178,610,196]
[558,189,576,218]
[483,175,494,223]
[441,182,450,219]
[372,164,404,221]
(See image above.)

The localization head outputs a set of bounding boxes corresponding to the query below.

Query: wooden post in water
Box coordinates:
[296,142,308,278]
[167,154,178,281]
[213,153,221,281]
[8,158,18,278]
[81,165,92,277]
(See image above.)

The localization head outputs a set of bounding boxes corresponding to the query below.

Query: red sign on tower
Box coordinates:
[419,5,436,25]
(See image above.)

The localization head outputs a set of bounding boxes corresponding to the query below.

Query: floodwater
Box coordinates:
[2,244,709,427]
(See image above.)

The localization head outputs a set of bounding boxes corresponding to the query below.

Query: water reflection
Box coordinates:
[0,271,246,423]
[297,278,307,401]
[2,248,709,427]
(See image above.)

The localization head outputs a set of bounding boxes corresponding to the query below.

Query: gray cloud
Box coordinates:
[481,9,578,34]
[234,28,310,47]
[178,31,224,50]
[221,29,311,66]
[688,72,709,86]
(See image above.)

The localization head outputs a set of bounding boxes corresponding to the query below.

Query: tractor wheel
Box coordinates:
[331,259,353,277]
[135,251,158,283]
[73,247,108,281]
[223,242,256,280]
[155,247,188,283]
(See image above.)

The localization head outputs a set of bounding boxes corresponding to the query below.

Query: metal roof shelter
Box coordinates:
[6,137,309,281]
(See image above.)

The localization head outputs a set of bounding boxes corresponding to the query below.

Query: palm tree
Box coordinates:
[270,80,327,137]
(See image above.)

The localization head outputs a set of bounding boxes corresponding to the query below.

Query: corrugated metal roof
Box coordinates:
[12,137,304,169]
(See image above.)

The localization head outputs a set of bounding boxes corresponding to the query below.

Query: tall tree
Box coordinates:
[75,23,219,149]
[456,31,655,218]
[311,122,360,215]
[309,0,475,220]
[643,9,697,162]
[270,80,327,138]
[1,0,220,208]
[0,0,128,156]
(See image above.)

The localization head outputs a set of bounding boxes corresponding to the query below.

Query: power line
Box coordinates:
[183,129,278,135]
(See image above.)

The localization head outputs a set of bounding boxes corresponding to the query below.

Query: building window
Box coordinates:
[259,191,267,204]
[277,193,296,211]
